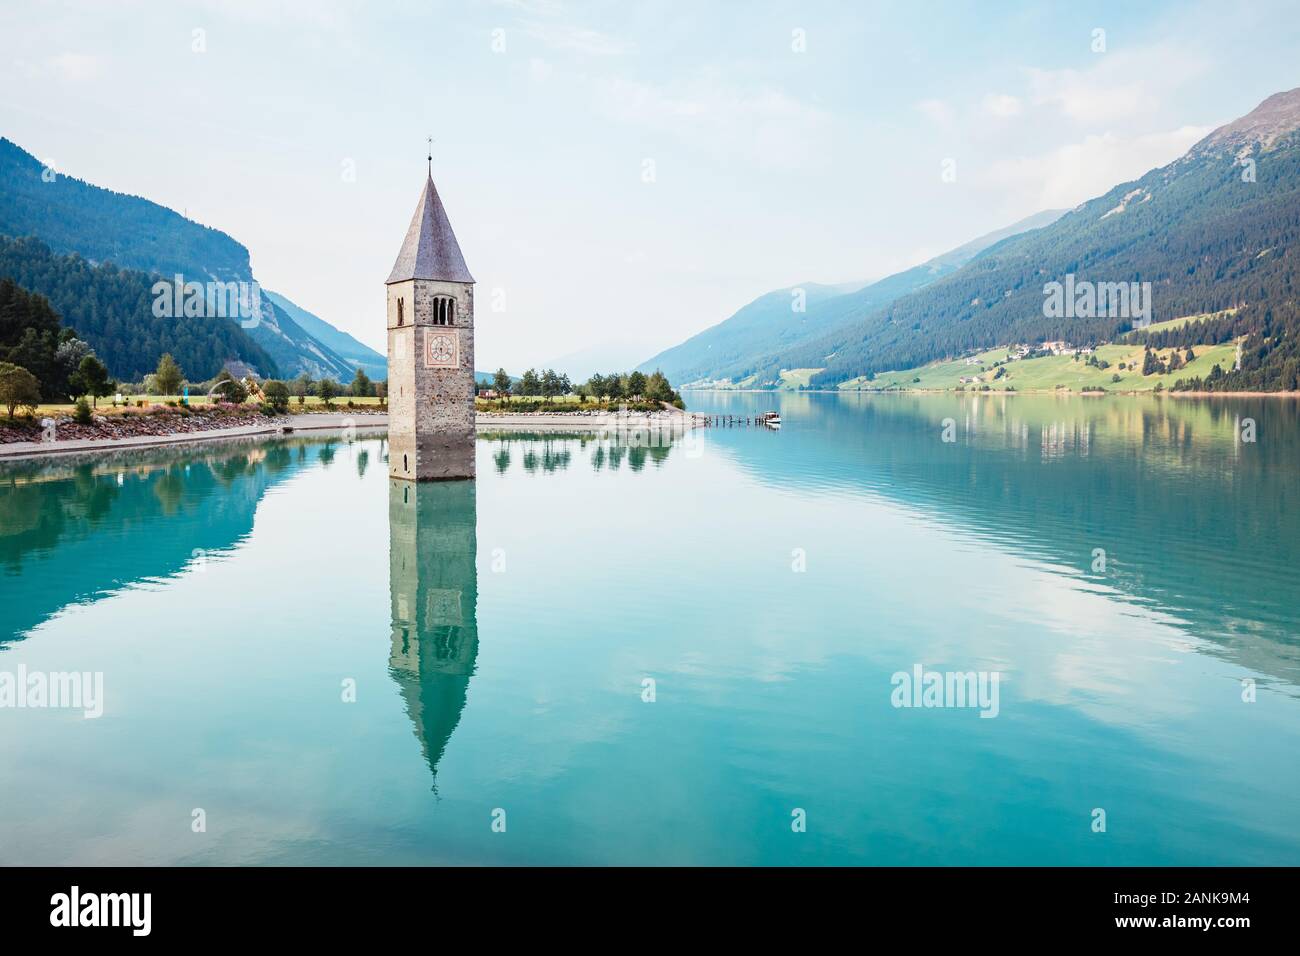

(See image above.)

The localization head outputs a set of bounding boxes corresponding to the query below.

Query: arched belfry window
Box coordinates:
[433,295,456,326]
[397,297,405,326]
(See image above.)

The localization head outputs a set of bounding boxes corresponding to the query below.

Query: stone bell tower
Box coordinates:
[386,160,475,481]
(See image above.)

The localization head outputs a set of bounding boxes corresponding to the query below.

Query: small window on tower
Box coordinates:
[433,295,455,326]
[397,297,405,326]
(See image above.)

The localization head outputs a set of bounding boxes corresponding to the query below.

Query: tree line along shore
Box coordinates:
[1,329,688,444]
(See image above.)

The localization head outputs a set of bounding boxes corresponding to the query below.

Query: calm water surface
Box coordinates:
[2,393,1298,865]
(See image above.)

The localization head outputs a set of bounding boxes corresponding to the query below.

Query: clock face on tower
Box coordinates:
[425,330,459,369]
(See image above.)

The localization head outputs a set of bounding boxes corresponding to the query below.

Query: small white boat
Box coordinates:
[762,412,781,428]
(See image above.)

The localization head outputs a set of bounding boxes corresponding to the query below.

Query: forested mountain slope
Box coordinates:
[0,137,359,380]
[641,209,1062,386]
[777,88,1300,389]
[0,235,277,381]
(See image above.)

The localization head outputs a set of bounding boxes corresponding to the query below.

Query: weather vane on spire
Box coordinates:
[427,135,433,175]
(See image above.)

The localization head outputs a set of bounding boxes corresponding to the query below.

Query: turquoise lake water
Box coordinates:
[1,392,1298,865]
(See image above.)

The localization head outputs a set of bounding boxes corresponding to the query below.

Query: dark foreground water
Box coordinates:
[1,393,1298,865]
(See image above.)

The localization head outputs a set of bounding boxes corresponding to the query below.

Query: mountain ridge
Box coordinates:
[263,290,385,381]
[638,208,1064,385]
[706,86,1300,391]
[0,137,361,381]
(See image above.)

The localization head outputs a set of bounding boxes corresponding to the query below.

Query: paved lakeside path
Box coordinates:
[0,409,705,462]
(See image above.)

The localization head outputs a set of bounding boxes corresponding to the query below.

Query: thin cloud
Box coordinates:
[194,0,354,31]
[45,52,103,82]
[489,0,566,14]
[916,98,955,124]
[987,125,1213,209]
[491,0,631,56]
[527,22,631,56]
[1026,44,1210,127]
[592,70,832,169]
[528,58,553,83]
[981,93,1023,118]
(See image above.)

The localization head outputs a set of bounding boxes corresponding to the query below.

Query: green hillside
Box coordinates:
[0,235,277,381]
[638,209,1063,387]
[767,88,1300,393]
[0,137,358,380]
[0,138,251,282]
[843,340,1239,393]
[635,282,851,385]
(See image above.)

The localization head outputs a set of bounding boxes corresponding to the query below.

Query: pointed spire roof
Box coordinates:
[386,174,474,284]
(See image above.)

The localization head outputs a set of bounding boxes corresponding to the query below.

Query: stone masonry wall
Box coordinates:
[387,278,475,480]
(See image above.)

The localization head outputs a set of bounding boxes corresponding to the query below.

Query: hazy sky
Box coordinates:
[2,0,1299,371]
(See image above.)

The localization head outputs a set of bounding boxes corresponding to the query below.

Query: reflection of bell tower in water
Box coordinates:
[388,478,479,788]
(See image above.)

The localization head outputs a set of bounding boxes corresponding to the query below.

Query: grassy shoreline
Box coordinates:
[688,343,1251,394]
[683,386,1300,398]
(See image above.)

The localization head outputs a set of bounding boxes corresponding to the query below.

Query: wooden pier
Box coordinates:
[698,413,781,428]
